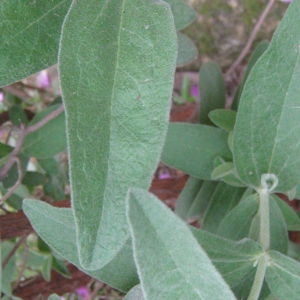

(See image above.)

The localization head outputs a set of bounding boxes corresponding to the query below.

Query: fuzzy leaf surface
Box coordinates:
[191,229,262,297]
[274,195,300,231]
[202,183,246,233]
[124,285,145,300]
[23,199,138,292]
[233,1,300,192]
[176,32,198,67]
[175,176,203,220]
[217,194,259,240]
[0,0,71,87]
[209,109,236,132]
[126,188,236,300]
[59,0,177,269]
[266,250,300,300]
[162,123,232,179]
[231,41,269,110]
[164,0,196,30]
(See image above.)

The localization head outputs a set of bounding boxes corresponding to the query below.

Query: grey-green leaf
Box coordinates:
[209,109,236,132]
[191,228,262,297]
[177,32,198,67]
[59,0,177,269]
[217,194,259,240]
[231,40,269,111]
[22,199,138,292]
[162,123,232,179]
[163,0,196,30]
[123,285,145,300]
[186,180,218,220]
[274,195,300,231]
[22,105,66,159]
[266,250,300,300]
[202,183,246,233]
[233,1,300,192]
[1,242,18,298]
[269,196,288,253]
[175,176,203,220]
[126,188,236,300]
[0,0,71,87]
[199,62,226,125]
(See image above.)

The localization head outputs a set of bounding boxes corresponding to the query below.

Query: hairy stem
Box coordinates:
[247,174,277,300]
[258,187,270,251]
[247,254,268,300]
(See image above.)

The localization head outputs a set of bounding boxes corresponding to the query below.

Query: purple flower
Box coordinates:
[76,286,90,300]
[190,84,199,98]
[36,70,51,88]
[0,91,4,102]
[158,172,171,179]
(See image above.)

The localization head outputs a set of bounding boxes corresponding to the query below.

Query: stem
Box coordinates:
[0,157,23,205]
[26,105,64,134]
[226,0,276,77]
[2,234,28,269]
[247,189,270,300]
[258,188,270,251]
[0,125,26,180]
[247,174,277,300]
[247,254,268,300]
[0,105,64,182]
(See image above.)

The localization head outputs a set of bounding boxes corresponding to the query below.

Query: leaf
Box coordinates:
[126,188,236,300]
[0,0,71,87]
[22,172,47,187]
[176,32,198,67]
[211,162,245,187]
[191,228,262,298]
[59,0,177,270]
[217,194,259,240]
[208,109,236,132]
[186,180,218,220]
[231,40,269,111]
[269,196,288,253]
[199,62,226,125]
[3,155,29,189]
[52,257,71,278]
[124,285,145,300]
[27,250,52,281]
[0,143,12,159]
[23,199,138,292]
[287,241,300,262]
[175,176,203,220]
[1,242,16,297]
[163,0,196,30]
[9,106,29,126]
[38,158,66,200]
[266,250,300,300]
[273,195,300,231]
[161,123,232,179]
[233,1,300,192]
[201,183,246,233]
[22,105,66,159]
[0,143,13,167]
